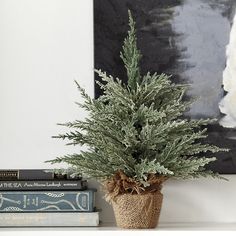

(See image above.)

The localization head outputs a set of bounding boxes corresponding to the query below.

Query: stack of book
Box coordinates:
[0,169,99,227]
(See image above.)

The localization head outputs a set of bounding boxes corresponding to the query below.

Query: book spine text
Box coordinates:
[0,180,87,190]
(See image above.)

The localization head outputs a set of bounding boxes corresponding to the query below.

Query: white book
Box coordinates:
[0,212,99,227]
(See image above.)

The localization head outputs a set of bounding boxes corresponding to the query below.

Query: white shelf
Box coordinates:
[1,222,236,231]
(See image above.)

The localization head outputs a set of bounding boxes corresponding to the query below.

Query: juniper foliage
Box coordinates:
[47,11,227,185]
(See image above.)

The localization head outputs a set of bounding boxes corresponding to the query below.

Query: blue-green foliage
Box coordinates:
[47,11,227,185]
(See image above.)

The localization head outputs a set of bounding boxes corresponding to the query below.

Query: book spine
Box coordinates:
[0,170,54,180]
[0,212,99,227]
[0,169,81,180]
[0,180,87,191]
[0,190,95,212]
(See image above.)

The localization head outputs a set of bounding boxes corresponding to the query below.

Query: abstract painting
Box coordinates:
[94,0,236,173]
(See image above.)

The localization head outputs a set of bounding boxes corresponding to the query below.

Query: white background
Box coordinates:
[0,0,236,225]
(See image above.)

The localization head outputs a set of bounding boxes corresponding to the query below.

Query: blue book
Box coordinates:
[0,190,95,212]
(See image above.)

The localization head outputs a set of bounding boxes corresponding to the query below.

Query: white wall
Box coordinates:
[0,0,93,169]
[0,0,235,224]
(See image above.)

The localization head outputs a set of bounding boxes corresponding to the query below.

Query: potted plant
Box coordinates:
[47,11,227,229]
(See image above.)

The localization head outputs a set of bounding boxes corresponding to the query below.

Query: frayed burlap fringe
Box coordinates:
[104,170,167,200]
[111,191,163,229]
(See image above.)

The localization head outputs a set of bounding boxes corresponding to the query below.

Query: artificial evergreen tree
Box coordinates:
[47,11,227,195]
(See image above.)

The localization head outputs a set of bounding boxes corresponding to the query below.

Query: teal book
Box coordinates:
[0,190,96,212]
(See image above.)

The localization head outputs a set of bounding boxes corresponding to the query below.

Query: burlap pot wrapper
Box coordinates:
[111,191,163,229]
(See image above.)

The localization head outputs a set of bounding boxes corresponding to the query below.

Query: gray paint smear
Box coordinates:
[172,0,230,119]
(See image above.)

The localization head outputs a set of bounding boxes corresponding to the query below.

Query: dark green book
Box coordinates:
[0,180,87,191]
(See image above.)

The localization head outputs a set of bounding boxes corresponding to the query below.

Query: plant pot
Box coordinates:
[111,191,163,229]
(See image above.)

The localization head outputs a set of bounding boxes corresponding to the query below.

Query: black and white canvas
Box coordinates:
[94,0,236,173]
